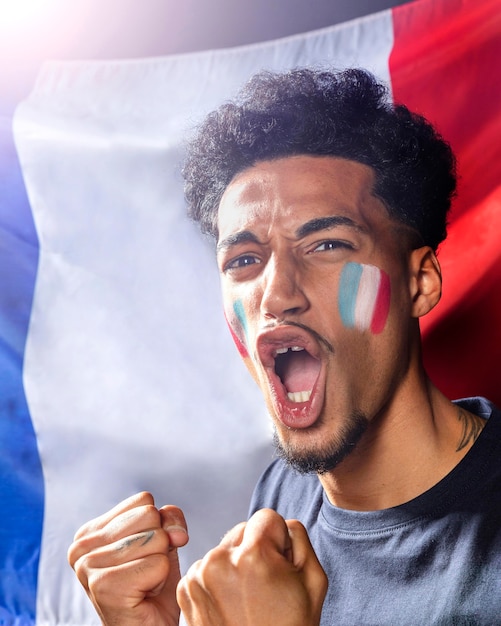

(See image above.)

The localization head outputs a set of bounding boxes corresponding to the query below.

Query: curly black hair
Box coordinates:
[183,67,456,251]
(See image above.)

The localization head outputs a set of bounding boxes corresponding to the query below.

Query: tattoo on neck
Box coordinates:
[456,408,484,452]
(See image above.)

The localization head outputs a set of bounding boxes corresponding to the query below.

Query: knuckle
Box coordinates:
[177,573,189,596]
[178,560,202,602]
[176,578,191,610]
[108,503,159,534]
[247,508,288,541]
[198,545,233,585]
[221,520,246,545]
[86,567,116,603]
[72,518,100,541]
[250,507,280,525]
[67,532,99,569]
[319,568,329,595]
[72,553,94,589]
[67,541,79,569]
[286,518,306,532]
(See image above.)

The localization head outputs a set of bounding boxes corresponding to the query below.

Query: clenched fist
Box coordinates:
[177,508,327,626]
[68,492,189,626]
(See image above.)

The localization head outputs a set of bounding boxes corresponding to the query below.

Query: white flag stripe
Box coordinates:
[14,11,394,625]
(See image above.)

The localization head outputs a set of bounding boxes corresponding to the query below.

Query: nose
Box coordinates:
[260,254,309,320]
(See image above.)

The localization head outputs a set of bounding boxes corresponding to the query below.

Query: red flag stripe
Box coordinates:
[389,0,501,405]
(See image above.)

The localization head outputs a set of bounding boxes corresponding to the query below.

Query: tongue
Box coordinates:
[278,351,320,393]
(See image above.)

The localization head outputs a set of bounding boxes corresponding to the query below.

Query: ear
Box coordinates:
[408,247,442,318]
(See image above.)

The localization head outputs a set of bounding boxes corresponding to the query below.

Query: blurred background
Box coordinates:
[0,0,411,113]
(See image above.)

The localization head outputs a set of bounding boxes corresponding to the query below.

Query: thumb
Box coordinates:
[160,505,189,549]
[285,519,315,569]
[148,506,189,601]
[286,519,328,612]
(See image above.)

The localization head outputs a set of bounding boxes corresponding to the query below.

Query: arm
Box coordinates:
[67,491,189,626]
[177,508,327,626]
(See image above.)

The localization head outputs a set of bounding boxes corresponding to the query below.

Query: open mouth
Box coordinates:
[256,326,326,429]
[273,345,321,404]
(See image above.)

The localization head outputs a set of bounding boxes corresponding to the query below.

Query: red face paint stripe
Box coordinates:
[370,269,391,334]
[224,310,249,358]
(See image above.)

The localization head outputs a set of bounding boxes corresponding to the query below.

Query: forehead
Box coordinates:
[217,155,391,240]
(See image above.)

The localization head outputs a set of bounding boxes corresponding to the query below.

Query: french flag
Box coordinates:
[1,0,500,623]
[338,263,392,334]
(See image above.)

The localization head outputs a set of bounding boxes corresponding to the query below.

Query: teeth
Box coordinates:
[275,345,305,356]
[287,390,312,403]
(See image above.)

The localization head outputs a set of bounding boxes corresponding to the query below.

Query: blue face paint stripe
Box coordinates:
[233,299,249,342]
[338,262,362,327]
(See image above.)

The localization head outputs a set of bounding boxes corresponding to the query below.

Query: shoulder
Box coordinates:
[455,396,500,421]
[450,397,501,507]
[455,396,501,458]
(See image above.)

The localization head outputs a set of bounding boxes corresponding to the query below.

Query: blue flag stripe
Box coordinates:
[0,114,43,623]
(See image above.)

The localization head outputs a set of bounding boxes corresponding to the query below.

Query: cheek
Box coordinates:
[338,262,391,334]
[224,299,250,358]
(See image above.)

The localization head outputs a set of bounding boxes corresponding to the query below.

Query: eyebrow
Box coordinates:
[217,215,363,254]
[216,230,260,253]
[295,215,363,238]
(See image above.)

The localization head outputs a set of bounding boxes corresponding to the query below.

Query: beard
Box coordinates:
[273,410,369,475]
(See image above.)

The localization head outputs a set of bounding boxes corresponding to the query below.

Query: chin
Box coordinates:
[272,410,368,475]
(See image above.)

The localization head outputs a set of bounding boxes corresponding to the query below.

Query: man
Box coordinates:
[68,68,501,625]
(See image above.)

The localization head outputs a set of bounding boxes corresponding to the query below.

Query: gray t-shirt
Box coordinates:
[250,397,501,625]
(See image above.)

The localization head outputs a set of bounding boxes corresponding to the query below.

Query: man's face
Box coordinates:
[216,155,417,474]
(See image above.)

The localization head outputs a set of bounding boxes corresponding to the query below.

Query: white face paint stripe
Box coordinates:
[354,264,382,331]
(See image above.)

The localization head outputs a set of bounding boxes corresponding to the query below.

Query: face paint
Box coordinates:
[338,262,391,334]
[224,299,249,358]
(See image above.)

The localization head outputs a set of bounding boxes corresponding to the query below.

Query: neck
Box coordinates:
[318,379,484,511]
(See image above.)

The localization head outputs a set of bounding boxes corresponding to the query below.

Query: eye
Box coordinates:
[224,254,262,272]
[311,239,354,253]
